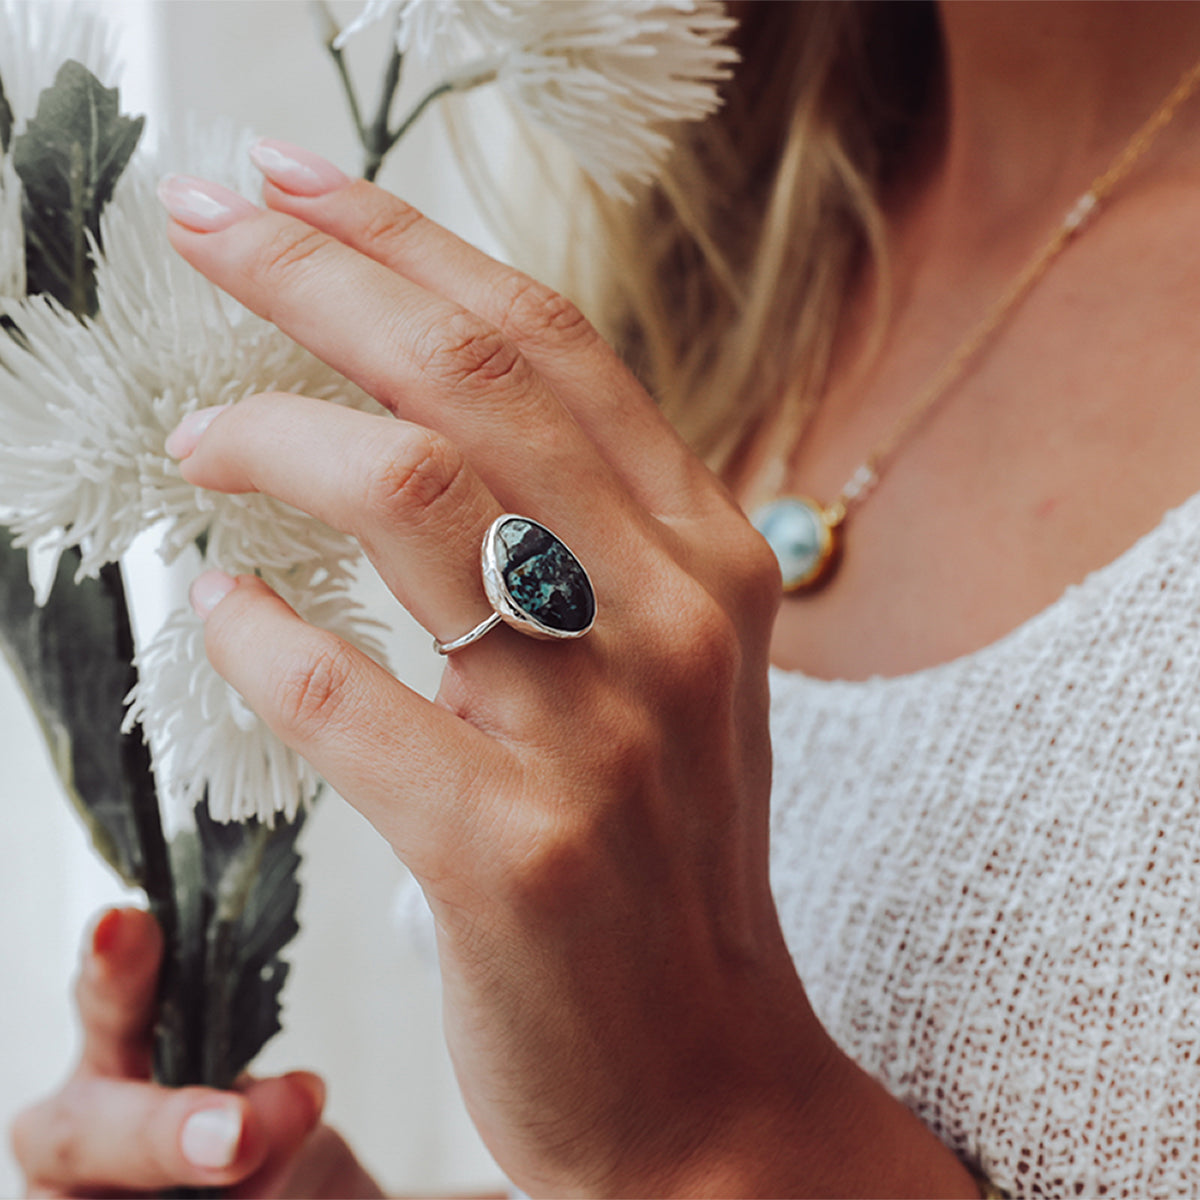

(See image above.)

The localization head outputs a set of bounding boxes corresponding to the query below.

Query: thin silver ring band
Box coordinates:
[432,611,503,656]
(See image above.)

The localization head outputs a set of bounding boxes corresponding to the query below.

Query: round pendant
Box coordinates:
[750,496,841,591]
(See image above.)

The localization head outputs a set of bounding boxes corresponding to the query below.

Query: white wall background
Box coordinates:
[0,1,510,1193]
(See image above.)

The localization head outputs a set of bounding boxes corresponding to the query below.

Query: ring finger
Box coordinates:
[169,394,503,650]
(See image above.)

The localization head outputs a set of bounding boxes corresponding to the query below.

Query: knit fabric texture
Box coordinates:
[768,491,1200,1198]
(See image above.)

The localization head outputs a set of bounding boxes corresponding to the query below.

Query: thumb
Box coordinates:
[229,1071,326,1199]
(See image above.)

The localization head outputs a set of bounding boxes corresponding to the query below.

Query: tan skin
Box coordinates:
[770,2,1200,680]
[14,3,1200,1197]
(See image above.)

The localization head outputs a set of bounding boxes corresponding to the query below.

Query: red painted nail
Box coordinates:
[91,908,123,958]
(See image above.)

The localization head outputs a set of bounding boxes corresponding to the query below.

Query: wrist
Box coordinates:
[602,1014,980,1199]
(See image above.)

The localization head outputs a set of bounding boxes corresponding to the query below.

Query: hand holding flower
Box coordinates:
[11,908,382,1199]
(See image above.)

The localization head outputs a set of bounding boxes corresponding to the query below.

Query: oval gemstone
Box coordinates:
[751,496,833,590]
[492,517,595,634]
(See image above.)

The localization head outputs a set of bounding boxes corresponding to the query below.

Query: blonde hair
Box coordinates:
[574,1,940,473]
[442,2,939,473]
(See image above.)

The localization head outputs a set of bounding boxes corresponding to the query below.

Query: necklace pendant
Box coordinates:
[751,495,842,591]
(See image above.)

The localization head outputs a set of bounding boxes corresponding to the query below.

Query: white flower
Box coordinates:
[491,1,738,197]
[333,0,400,49]
[125,570,387,825]
[338,0,737,197]
[0,131,378,582]
[0,96,392,822]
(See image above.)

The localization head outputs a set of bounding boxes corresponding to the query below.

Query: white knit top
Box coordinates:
[768,489,1200,1198]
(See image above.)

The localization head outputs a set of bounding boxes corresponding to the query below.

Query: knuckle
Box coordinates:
[11,1097,77,1182]
[361,428,466,527]
[414,311,530,392]
[690,601,743,683]
[652,595,744,705]
[500,716,660,911]
[9,1104,35,1168]
[272,641,357,739]
[504,810,602,914]
[654,584,742,691]
[734,525,785,622]
[252,224,332,290]
[496,274,592,345]
[355,191,428,252]
[590,706,663,797]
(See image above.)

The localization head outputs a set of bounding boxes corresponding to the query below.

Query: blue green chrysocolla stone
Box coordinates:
[494,518,595,633]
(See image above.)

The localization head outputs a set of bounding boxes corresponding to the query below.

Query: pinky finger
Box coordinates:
[196,573,503,862]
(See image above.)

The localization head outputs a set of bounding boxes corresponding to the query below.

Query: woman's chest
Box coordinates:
[766,343,1200,680]
[759,190,1200,681]
[767,622,1200,1194]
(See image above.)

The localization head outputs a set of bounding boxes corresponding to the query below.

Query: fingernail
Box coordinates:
[166,405,229,459]
[250,138,350,197]
[190,569,238,619]
[181,1105,243,1169]
[157,174,258,232]
[90,908,123,959]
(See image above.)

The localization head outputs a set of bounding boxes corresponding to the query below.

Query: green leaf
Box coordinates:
[154,824,207,1088]
[12,60,143,317]
[0,535,302,1094]
[199,801,306,1084]
[0,530,168,895]
[0,70,12,155]
[153,801,306,1091]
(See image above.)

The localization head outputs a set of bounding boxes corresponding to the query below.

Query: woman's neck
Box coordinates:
[927,1,1200,237]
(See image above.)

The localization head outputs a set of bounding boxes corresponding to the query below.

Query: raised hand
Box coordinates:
[151,141,974,1198]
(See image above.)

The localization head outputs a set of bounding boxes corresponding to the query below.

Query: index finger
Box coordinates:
[156,177,634,539]
[74,907,162,1080]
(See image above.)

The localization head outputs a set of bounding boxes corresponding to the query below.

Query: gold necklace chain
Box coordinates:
[753,55,1200,592]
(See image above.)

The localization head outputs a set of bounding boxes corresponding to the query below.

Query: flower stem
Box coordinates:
[366,65,498,182]
[317,6,497,183]
[360,39,403,181]
[313,1,367,139]
[371,79,453,176]
[101,562,196,1090]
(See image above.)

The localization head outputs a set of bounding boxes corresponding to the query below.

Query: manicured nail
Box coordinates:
[190,570,238,619]
[157,174,258,232]
[250,138,350,197]
[180,1105,243,1169]
[166,405,229,459]
[90,908,124,959]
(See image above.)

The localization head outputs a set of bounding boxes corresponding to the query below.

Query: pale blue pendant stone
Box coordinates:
[752,497,831,590]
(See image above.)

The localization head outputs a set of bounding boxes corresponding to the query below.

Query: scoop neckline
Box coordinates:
[769,484,1200,693]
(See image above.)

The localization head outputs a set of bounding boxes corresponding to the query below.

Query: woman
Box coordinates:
[15,2,1200,1194]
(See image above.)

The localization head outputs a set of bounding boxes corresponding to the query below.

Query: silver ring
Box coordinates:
[432,514,596,656]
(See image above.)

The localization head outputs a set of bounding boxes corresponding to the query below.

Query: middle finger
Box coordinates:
[156,177,640,549]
